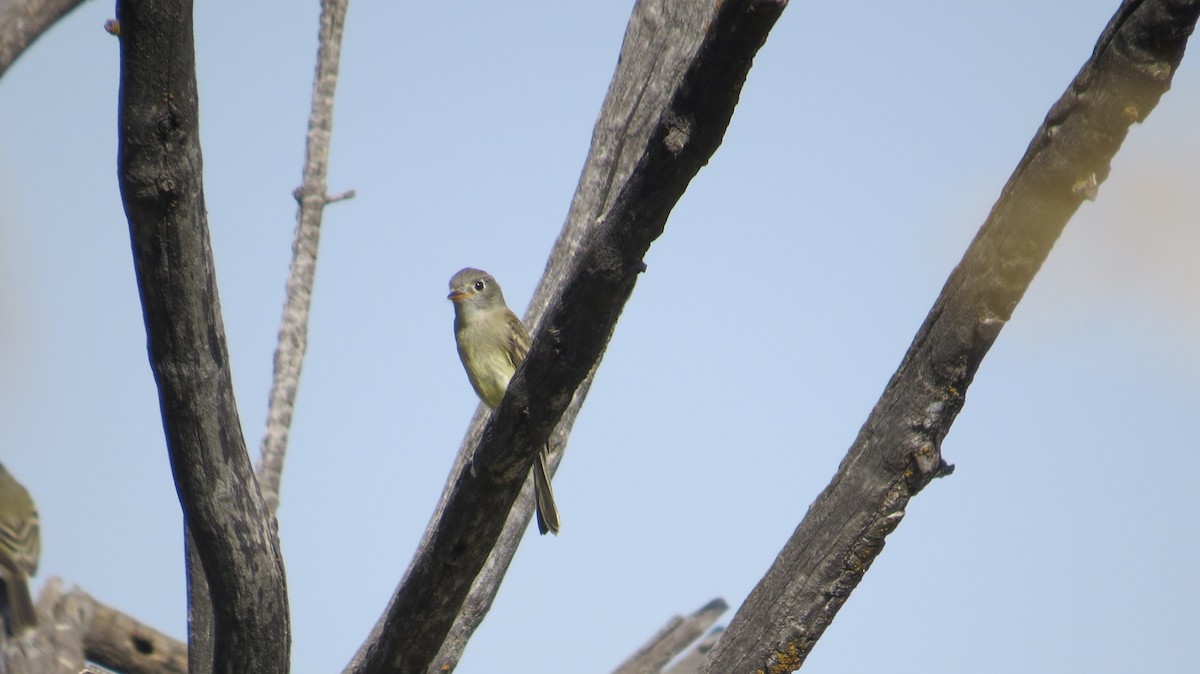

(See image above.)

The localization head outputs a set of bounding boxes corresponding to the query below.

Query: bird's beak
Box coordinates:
[447,290,468,302]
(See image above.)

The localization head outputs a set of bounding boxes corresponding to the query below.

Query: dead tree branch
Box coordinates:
[82,589,188,674]
[1,581,188,674]
[612,599,727,674]
[115,0,290,671]
[256,0,352,514]
[700,1,1200,671]
[0,0,86,78]
[662,628,722,674]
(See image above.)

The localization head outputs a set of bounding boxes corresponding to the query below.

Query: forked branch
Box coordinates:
[345,2,789,672]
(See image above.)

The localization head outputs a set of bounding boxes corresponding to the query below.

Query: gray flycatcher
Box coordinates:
[448,267,560,535]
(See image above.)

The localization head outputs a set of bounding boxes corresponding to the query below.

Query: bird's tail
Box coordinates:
[533,449,560,536]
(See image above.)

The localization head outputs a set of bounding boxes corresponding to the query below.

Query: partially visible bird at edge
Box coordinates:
[0,463,40,636]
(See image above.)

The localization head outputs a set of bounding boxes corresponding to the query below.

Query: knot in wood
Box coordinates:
[663,114,692,155]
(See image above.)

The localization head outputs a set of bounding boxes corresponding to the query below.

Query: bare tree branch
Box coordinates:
[82,589,188,674]
[0,570,186,673]
[612,599,727,674]
[256,0,351,514]
[115,0,289,671]
[1,579,186,674]
[426,368,597,673]
[0,0,86,79]
[700,1,1200,671]
[345,2,788,673]
[662,628,722,674]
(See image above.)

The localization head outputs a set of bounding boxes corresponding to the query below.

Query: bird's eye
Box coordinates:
[474,280,485,291]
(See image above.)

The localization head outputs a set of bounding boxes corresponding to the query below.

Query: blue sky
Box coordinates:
[2,2,1197,672]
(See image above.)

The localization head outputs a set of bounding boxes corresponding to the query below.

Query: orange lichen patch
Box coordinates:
[755,641,806,674]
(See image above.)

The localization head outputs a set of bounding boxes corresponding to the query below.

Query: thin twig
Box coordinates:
[256,0,351,514]
[325,188,356,205]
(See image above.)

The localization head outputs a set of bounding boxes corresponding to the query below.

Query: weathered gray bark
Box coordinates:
[185,530,212,674]
[256,0,353,515]
[115,1,290,672]
[0,0,86,78]
[700,1,1200,671]
[345,1,788,673]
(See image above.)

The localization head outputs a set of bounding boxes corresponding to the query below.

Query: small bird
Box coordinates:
[448,267,560,535]
[0,463,40,635]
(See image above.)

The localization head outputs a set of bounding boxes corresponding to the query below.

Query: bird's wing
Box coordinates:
[0,486,39,577]
[505,310,531,369]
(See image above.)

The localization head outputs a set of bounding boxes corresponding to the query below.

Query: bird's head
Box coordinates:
[447,267,507,313]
